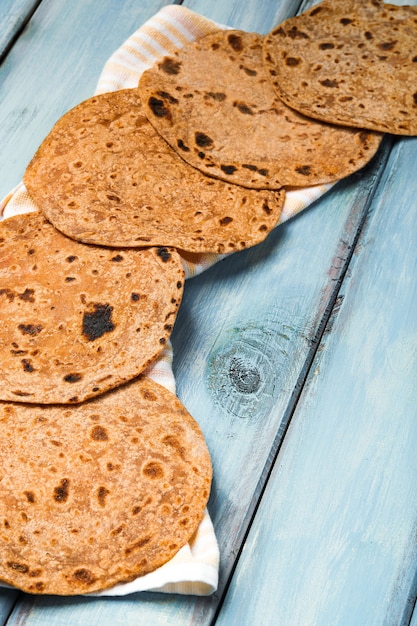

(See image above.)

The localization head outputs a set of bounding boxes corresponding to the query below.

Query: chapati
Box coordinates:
[23,89,284,254]
[263,0,417,135]
[0,376,212,594]
[139,29,382,189]
[0,213,184,404]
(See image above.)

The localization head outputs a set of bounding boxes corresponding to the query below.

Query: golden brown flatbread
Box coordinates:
[23,89,284,254]
[139,29,382,189]
[0,376,212,595]
[0,213,184,404]
[263,0,417,135]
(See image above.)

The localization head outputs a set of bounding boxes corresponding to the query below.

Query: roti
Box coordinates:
[0,376,212,595]
[138,29,382,189]
[263,0,417,135]
[0,213,184,404]
[23,89,284,254]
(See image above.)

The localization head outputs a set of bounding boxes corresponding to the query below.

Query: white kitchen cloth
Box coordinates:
[0,3,335,596]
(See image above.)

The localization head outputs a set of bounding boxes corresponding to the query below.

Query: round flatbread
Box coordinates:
[23,89,284,254]
[138,29,382,189]
[263,0,417,135]
[0,376,212,595]
[0,213,184,404]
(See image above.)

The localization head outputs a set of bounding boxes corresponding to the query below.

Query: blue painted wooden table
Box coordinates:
[1,0,416,624]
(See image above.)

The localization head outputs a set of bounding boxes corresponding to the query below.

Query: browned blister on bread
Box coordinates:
[139,29,382,189]
[0,377,212,594]
[263,0,417,135]
[0,213,184,404]
[23,89,284,254]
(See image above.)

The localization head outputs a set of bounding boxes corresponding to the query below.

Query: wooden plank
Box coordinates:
[213,134,417,626]
[410,603,417,626]
[171,143,390,590]
[0,0,173,201]
[0,589,19,626]
[0,0,40,62]
[181,0,303,32]
[7,594,203,626]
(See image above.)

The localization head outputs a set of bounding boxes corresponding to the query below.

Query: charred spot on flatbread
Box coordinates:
[82,303,115,341]
[0,213,184,404]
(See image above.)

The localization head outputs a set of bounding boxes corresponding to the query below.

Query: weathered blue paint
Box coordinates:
[214,136,417,626]
[0,0,40,61]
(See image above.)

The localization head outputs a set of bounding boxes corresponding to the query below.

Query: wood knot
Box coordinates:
[207,325,283,420]
[229,357,261,394]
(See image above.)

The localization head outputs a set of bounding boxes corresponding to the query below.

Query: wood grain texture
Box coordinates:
[0,590,19,626]
[181,0,303,32]
[0,0,40,62]
[214,134,417,626]
[171,144,390,593]
[411,603,417,626]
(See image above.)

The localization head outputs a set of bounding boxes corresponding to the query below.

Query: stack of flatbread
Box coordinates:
[0,212,214,595]
[1,0,416,595]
